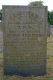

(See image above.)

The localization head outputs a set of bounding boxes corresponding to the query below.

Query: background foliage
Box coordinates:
[48,11,53,25]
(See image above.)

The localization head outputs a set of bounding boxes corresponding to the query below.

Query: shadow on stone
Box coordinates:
[4,66,47,77]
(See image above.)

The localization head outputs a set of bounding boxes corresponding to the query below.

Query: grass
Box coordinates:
[0,36,53,80]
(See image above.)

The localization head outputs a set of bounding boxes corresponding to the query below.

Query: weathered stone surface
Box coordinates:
[2,6,48,76]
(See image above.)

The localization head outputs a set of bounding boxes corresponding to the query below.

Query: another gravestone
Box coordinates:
[0,22,3,53]
[3,6,48,76]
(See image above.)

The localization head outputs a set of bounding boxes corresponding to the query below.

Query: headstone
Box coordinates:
[2,6,48,76]
[49,25,53,36]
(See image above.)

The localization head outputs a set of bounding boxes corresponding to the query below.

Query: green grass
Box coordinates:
[0,37,53,80]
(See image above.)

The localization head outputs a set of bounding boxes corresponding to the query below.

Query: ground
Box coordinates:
[0,36,53,80]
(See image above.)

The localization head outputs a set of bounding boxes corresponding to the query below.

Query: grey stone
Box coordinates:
[2,6,48,76]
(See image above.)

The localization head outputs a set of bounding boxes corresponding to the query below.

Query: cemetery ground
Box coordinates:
[0,36,53,80]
